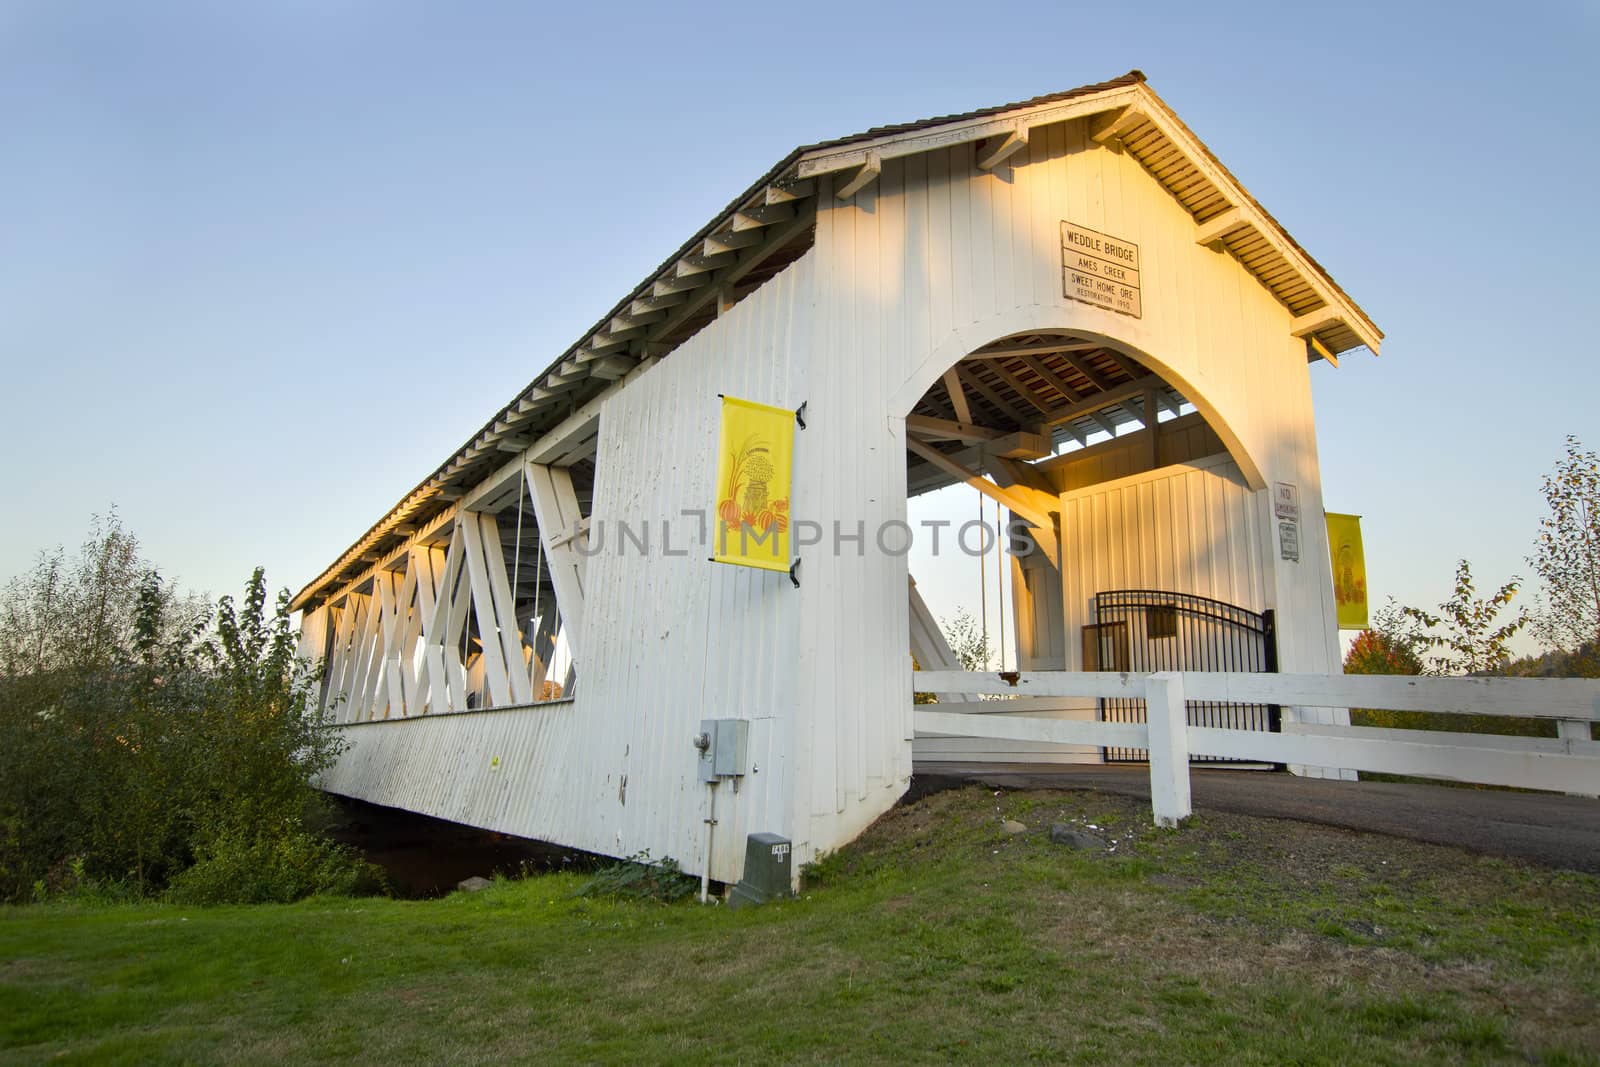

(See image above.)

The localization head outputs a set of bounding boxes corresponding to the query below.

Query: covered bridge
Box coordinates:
[293,72,1381,887]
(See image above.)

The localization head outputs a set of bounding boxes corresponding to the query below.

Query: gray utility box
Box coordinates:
[697,718,749,783]
[729,832,792,909]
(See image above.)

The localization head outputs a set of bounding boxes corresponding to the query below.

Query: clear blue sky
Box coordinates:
[2,1,1595,651]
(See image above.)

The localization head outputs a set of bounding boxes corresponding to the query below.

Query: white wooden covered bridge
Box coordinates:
[293,71,1393,886]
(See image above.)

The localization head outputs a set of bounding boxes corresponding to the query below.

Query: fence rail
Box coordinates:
[911,670,1600,825]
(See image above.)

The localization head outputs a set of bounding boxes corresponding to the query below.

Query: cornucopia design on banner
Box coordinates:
[717,432,790,535]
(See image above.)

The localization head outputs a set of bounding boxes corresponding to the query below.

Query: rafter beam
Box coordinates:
[983,430,1051,461]
[652,273,705,297]
[1089,104,1149,147]
[986,362,1055,416]
[587,354,638,380]
[1017,355,1084,404]
[835,152,882,200]
[1042,376,1155,428]
[609,307,667,333]
[985,453,1055,492]
[1033,351,1120,437]
[1290,305,1345,338]
[1306,335,1339,367]
[676,250,736,277]
[630,291,689,315]
[976,125,1028,171]
[703,229,764,256]
[732,202,795,232]
[942,368,972,424]
[905,437,1057,532]
[1059,351,1115,392]
[953,366,1029,426]
[764,179,814,204]
[905,413,1003,444]
[1194,206,1250,250]
[647,203,816,345]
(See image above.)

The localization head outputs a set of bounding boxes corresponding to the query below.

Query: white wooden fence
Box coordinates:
[913,670,1600,825]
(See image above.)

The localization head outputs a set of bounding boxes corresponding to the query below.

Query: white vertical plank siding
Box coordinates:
[1059,455,1268,652]
[317,112,1355,874]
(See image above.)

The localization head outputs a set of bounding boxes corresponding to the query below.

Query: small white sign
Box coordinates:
[1273,482,1300,521]
[1278,521,1300,562]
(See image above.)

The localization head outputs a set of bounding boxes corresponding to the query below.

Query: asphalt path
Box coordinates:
[913,763,1600,873]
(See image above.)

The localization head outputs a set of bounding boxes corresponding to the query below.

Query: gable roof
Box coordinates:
[293,72,1381,611]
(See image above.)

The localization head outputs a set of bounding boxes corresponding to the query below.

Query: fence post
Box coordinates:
[1145,672,1192,827]
[1558,700,1598,798]
[1557,717,1593,744]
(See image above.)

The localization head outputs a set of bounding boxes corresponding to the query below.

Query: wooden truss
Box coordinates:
[317,464,591,722]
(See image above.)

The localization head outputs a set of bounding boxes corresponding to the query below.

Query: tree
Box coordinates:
[0,515,375,903]
[0,509,207,678]
[1401,560,1528,675]
[1343,599,1425,676]
[1529,435,1600,654]
[941,608,992,672]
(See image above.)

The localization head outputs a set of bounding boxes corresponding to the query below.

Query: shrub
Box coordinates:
[578,852,698,903]
[0,516,375,904]
[167,827,386,905]
[1344,590,1551,739]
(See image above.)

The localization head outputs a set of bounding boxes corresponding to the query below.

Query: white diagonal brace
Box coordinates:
[366,570,400,719]
[333,594,371,722]
[382,561,418,718]
[407,545,446,716]
[321,601,354,717]
[422,525,468,713]
[460,514,513,708]
[909,576,975,704]
[525,461,588,660]
[461,513,534,707]
[477,513,535,706]
[527,611,557,700]
[348,586,387,722]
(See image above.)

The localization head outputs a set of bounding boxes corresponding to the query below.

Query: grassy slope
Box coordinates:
[3,786,1598,1065]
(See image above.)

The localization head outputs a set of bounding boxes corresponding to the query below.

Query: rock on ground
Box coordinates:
[1049,824,1105,849]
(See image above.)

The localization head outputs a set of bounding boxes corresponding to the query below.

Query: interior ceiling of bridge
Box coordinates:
[905,331,1189,497]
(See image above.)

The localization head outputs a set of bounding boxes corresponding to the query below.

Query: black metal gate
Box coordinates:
[1084,590,1280,764]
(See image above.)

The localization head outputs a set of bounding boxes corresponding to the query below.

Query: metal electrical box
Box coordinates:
[696,718,749,782]
[729,832,793,909]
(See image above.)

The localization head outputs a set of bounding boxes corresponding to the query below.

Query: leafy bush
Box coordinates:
[577,852,698,903]
[0,514,375,904]
[167,827,386,905]
[1344,593,1550,739]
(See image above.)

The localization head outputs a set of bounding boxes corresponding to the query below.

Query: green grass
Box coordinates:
[4,785,1599,1064]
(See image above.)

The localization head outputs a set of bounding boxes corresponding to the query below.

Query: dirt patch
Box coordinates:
[0,958,60,982]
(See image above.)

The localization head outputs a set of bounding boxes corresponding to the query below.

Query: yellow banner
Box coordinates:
[712,396,793,573]
[1325,512,1368,630]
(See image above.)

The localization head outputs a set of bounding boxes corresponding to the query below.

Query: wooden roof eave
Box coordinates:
[291,166,822,612]
[797,82,1382,361]
[1123,88,1383,358]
